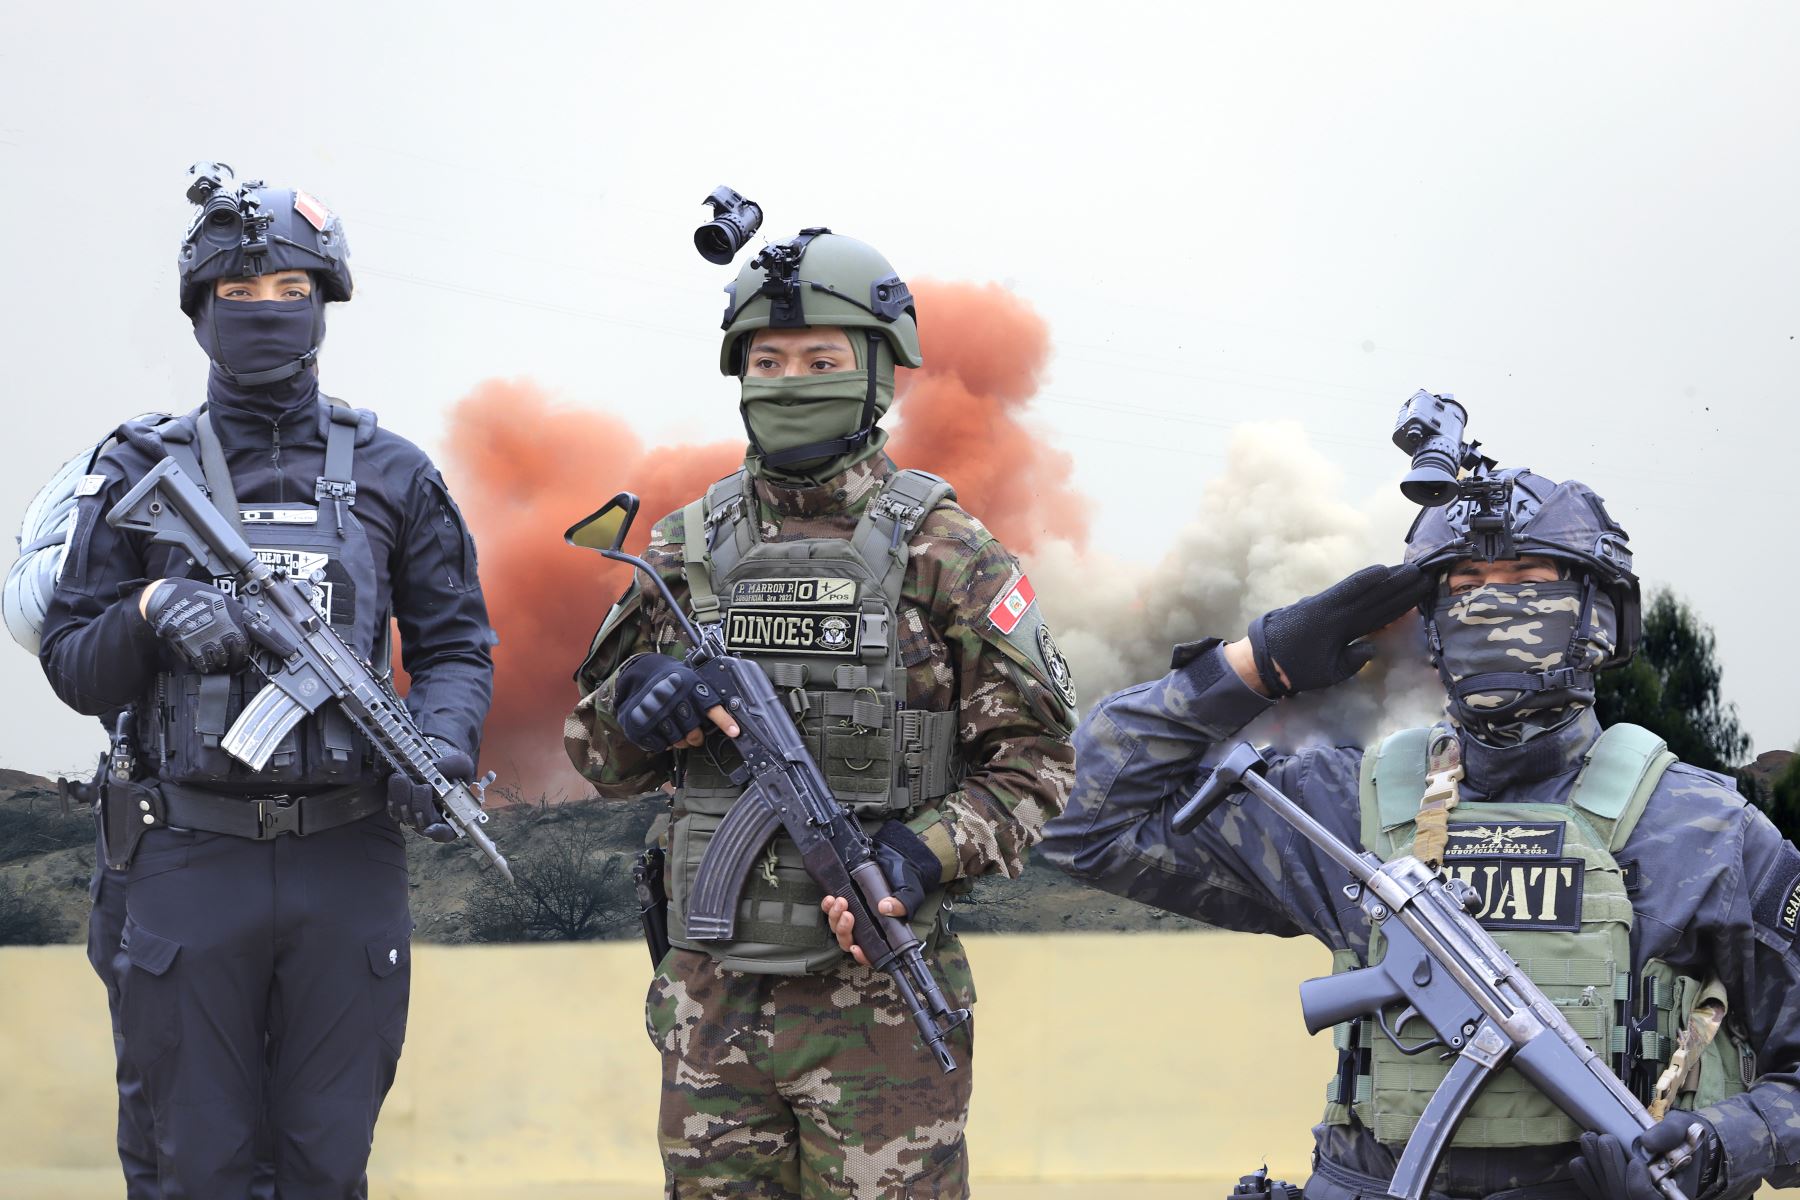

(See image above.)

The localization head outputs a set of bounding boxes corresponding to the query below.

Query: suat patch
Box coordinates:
[1443,822,1566,860]
[986,570,1036,635]
[729,577,857,607]
[1442,859,1584,931]
[1038,624,1078,707]
[726,609,859,656]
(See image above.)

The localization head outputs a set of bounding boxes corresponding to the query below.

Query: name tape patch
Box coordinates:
[240,508,319,525]
[1444,822,1566,860]
[987,571,1036,635]
[726,608,859,657]
[1444,858,1585,931]
[730,577,857,607]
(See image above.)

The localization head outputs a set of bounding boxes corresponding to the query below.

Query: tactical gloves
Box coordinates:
[385,743,467,844]
[872,821,942,919]
[142,577,252,674]
[1570,1113,1723,1200]
[1246,564,1428,697]
[614,654,719,751]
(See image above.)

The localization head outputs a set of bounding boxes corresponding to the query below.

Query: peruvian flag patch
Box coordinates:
[986,571,1036,635]
[293,190,333,231]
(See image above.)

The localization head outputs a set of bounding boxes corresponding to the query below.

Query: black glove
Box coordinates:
[1246,564,1428,697]
[872,821,943,919]
[385,745,468,844]
[142,578,252,674]
[614,654,719,751]
[1570,1113,1723,1200]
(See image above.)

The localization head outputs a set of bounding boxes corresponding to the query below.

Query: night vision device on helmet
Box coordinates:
[1392,390,1639,662]
[177,162,352,317]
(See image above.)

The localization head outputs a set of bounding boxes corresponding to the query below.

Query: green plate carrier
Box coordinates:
[1323,722,1752,1147]
[667,468,961,975]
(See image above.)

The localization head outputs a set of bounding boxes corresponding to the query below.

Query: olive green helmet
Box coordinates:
[718,228,923,375]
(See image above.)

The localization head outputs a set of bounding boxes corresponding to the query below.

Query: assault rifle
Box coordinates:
[566,492,971,1073]
[1172,742,1702,1200]
[107,458,511,880]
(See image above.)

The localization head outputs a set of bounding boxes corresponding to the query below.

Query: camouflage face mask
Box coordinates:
[1432,580,1616,745]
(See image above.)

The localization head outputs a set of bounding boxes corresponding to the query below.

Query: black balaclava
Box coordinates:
[192,290,325,416]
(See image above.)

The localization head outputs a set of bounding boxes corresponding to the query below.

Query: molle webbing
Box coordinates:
[315,405,358,537]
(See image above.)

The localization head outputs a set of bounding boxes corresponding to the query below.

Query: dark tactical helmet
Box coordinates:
[717,229,923,376]
[177,162,353,317]
[1405,466,1642,670]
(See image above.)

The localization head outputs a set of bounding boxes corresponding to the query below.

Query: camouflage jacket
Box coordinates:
[1040,640,1800,1198]
[565,455,1076,883]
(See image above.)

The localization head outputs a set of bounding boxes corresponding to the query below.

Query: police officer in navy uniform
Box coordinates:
[38,165,494,1196]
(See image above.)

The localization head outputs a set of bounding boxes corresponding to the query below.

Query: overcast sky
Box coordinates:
[2,4,1795,775]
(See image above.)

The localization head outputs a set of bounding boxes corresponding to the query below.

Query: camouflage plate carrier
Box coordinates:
[1324,722,1755,1147]
[666,467,961,975]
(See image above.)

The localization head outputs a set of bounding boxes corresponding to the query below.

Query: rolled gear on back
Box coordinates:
[5,416,167,655]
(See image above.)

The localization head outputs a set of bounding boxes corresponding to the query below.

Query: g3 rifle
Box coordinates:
[107,458,510,880]
[1173,742,1702,1200]
[566,493,970,1073]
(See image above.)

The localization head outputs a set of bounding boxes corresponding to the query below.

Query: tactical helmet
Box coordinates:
[718,229,922,376]
[1405,467,1641,668]
[177,163,352,317]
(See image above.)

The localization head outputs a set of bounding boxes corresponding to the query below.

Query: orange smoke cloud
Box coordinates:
[442,281,1080,799]
[890,281,1087,555]
[438,379,739,798]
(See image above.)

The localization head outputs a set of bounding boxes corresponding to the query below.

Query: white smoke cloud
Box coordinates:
[1033,420,1446,750]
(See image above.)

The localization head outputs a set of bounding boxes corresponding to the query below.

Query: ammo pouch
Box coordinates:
[101,779,167,871]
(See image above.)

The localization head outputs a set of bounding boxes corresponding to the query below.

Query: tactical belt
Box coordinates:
[159,781,384,840]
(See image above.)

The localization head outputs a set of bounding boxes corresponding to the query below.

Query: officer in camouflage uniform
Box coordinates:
[1042,465,1800,1200]
[565,229,1076,1199]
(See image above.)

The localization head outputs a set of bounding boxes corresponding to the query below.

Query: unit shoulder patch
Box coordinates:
[1752,842,1800,940]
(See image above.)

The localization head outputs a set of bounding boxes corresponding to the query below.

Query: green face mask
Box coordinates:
[739,335,895,481]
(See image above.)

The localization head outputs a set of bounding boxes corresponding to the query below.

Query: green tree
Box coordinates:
[1766,755,1800,843]
[1594,589,1749,774]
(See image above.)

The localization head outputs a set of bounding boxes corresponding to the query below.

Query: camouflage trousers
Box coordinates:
[645,937,977,1199]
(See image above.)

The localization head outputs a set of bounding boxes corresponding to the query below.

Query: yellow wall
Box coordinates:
[2,933,1788,1198]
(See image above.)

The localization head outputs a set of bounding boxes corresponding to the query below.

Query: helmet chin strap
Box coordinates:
[744,330,885,472]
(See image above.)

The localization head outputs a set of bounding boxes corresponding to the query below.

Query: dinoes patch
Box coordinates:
[1444,822,1565,860]
[730,577,857,607]
[1038,624,1077,708]
[1443,858,1584,931]
[725,608,860,656]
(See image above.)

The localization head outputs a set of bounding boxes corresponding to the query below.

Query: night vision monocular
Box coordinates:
[183,161,273,272]
[693,185,763,265]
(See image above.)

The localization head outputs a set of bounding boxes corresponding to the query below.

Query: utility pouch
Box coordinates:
[101,779,166,871]
[633,846,670,968]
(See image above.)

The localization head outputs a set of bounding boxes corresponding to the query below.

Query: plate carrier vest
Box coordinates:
[1322,722,1754,1148]
[666,468,961,975]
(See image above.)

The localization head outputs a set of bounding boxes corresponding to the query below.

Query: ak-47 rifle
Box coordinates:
[107,458,510,880]
[566,493,971,1073]
[1173,742,1703,1200]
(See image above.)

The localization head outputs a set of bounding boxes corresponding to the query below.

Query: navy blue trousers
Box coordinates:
[114,813,411,1199]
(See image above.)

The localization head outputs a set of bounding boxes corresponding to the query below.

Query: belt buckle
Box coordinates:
[256,796,302,839]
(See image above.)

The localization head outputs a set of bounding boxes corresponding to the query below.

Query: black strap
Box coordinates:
[316,406,359,538]
[193,412,246,544]
[159,781,382,840]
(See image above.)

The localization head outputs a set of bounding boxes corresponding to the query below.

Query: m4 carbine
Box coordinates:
[107,458,510,880]
[1172,742,1703,1200]
[566,493,971,1073]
